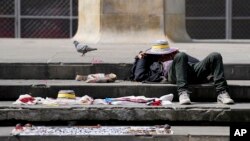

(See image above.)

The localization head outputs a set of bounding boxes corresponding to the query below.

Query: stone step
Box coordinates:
[0,126,229,141]
[0,80,249,101]
[0,102,249,123]
[0,63,249,80]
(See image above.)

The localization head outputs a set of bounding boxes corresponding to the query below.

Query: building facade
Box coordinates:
[0,0,250,40]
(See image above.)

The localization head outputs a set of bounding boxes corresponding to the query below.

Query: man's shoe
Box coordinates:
[179,91,191,105]
[217,91,234,104]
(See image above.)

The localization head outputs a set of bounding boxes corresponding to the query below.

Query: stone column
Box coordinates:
[164,0,191,42]
[74,0,191,43]
[74,0,101,43]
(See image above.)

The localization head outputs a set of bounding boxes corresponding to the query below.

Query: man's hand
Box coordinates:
[137,51,147,59]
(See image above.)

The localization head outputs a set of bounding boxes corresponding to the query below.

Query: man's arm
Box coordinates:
[132,51,150,81]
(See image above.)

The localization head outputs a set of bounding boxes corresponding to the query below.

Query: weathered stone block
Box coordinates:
[74,0,190,43]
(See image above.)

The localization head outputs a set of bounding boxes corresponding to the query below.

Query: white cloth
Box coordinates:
[13,94,44,105]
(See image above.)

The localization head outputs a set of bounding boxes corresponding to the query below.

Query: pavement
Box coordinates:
[0,39,250,64]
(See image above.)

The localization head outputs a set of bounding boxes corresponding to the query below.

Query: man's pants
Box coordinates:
[168,52,228,95]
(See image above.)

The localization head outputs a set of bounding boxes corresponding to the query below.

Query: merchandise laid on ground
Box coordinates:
[12,93,173,106]
[0,126,228,141]
[11,124,173,136]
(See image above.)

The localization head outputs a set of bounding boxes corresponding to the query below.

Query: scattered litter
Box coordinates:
[91,57,104,64]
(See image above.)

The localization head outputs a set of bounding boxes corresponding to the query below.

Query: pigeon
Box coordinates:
[73,41,97,56]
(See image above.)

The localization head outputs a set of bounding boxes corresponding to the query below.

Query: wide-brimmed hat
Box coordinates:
[145,40,178,55]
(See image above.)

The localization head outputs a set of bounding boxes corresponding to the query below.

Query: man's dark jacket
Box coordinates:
[130,53,199,82]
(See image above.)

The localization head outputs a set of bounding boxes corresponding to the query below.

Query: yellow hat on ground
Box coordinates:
[57,90,76,99]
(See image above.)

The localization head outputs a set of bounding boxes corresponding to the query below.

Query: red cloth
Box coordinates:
[19,96,35,103]
[151,100,162,106]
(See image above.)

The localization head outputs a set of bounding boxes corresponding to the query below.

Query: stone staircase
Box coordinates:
[0,62,250,141]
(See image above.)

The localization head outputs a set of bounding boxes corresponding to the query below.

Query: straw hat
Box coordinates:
[145,40,178,55]
[57,90,76,99]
